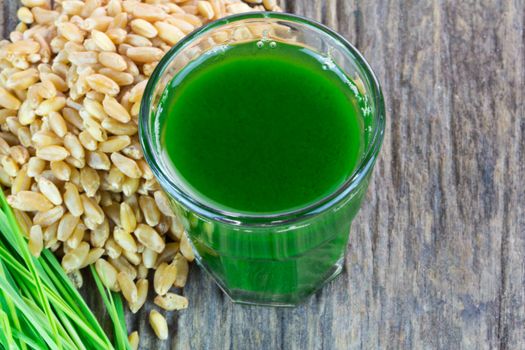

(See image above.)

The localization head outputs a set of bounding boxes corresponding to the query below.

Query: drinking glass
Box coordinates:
[140,12,385,306]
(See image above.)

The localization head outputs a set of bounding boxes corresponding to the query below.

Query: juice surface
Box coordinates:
[160,41,365,214]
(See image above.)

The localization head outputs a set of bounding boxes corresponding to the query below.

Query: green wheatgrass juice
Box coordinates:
[158,40,367,300]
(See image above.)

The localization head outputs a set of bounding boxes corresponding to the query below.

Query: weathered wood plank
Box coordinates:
[1,1,524,349]
[2,0,18,38]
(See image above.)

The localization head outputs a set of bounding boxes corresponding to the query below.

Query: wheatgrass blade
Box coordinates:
[91,265,132,350]
[0,192,61,349]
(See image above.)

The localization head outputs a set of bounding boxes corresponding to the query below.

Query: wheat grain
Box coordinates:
[154,292,188,311]
[62,241,89,272]
[128,331,139,350]
[95,258,120,292]
[118,271,138,304]
[57,212,80,241]
[110,256,137,280]
[130,279,148,313]
[66,223,85,249]
[173,253,189,288]
[135,224,165,253]
[149,310,168,340]
[29,224,44,257]
[8,191,54,211]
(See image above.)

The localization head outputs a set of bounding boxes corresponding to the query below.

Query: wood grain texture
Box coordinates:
[2,0,525,349]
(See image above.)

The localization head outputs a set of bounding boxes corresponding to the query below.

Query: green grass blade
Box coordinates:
[0,186,125,350]
[20,296,79,350]
[0,261,25,350]
[0,268,60,350]
[114,295,128,336]
[41,250,114,348]
[111,293,130,350]
[0,192,61,350]
[0,309,19,350]
[11,330,44,350]
[90,266,132,350]
[10,313,56,350]
[54,310,87,350]
[0,237,114,349]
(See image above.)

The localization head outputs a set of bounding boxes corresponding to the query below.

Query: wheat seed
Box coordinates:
[154,292,188,311]
[29,224,44,257]
[128,331,139,350]
[149,310,168,340]
[95,258,119,292]
[118,271,138,304]
[135,224,165,253]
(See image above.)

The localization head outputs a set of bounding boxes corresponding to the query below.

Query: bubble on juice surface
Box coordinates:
[347,81,359,95]
[210,44,229,56]
[320,46,337,71]
[321,57,335,71]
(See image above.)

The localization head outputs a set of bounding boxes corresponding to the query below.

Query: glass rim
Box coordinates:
[139,11,386,225]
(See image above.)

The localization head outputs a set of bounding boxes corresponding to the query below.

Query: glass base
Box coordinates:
[194,253,345,307]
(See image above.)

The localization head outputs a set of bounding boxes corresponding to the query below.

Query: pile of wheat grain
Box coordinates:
[0,0,279,345]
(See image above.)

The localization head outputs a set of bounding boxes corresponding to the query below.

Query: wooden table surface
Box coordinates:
[2,0,525,349]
